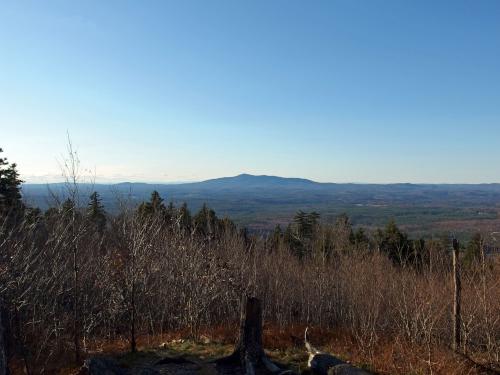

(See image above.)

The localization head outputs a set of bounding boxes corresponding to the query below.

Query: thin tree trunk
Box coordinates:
[0,304,8,375]
[73,238,81,362]
[130,282,137,353]
[13,309,30,375]
[452,238,461,352]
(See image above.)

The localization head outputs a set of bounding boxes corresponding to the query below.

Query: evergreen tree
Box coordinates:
[283,223,295,248]
[178,202,192,233]
[333,213,354,252]
[86,191,106,233]
[288,211,321,258]
[165,201,175,225]
[24,206,42,226]
[464,232,484,266]
[138,190,166,217]
[0,148,24,221]
[294,210,320,241]
[150,190,165,212]
[44,206,60,229]
[375,220,411,264]
[193,203,219,237]
[61,198,76,218]
[352,227,369,248]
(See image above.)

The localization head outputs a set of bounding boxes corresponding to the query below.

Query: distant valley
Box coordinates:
[22,173,500,239]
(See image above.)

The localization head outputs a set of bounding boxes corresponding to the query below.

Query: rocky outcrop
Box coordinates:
[305,328,371,375]
[81,357,128,375]
[307,356,371,375]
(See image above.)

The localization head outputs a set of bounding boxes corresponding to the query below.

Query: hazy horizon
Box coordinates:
[20,172,500,186]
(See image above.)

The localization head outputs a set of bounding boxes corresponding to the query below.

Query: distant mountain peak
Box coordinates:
[223,173,314,181]
[234,173,273,179]
[191,173,318,189]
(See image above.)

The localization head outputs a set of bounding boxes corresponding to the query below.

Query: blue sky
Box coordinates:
[1,1,499,183]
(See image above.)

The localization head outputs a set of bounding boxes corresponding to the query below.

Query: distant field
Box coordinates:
[219,203,499,241]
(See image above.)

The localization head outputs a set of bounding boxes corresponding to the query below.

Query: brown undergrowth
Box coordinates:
[8,324,493,375]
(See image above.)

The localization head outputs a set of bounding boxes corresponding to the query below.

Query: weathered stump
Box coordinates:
[235,297,265,364]
[215,297,285,375]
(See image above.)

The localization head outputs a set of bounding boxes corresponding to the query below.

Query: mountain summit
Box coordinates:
[188,173,318,189]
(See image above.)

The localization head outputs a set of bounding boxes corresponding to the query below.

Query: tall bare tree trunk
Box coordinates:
[452,238,461,352]
[130,281,137,353]
[73,215,81,363]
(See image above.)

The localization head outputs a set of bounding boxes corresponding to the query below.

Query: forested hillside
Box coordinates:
[22,175,500,240]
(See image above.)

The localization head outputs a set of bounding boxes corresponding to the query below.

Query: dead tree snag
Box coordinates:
[215,296,286,375]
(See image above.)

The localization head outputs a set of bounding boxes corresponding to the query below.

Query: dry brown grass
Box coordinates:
[10,324,493,375]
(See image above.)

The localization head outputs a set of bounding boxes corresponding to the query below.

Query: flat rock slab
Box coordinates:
[82,356,216,375]
[82,357,129,375]
[82,353,371,375]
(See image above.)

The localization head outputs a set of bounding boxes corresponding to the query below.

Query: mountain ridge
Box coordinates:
[22,173,500,188]
[19,173,500,238]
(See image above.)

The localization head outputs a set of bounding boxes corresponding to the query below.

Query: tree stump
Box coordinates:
[215,297,285,375]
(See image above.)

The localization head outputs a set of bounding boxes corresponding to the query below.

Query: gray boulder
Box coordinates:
[83,357,128,375]
[309,354,345,374]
